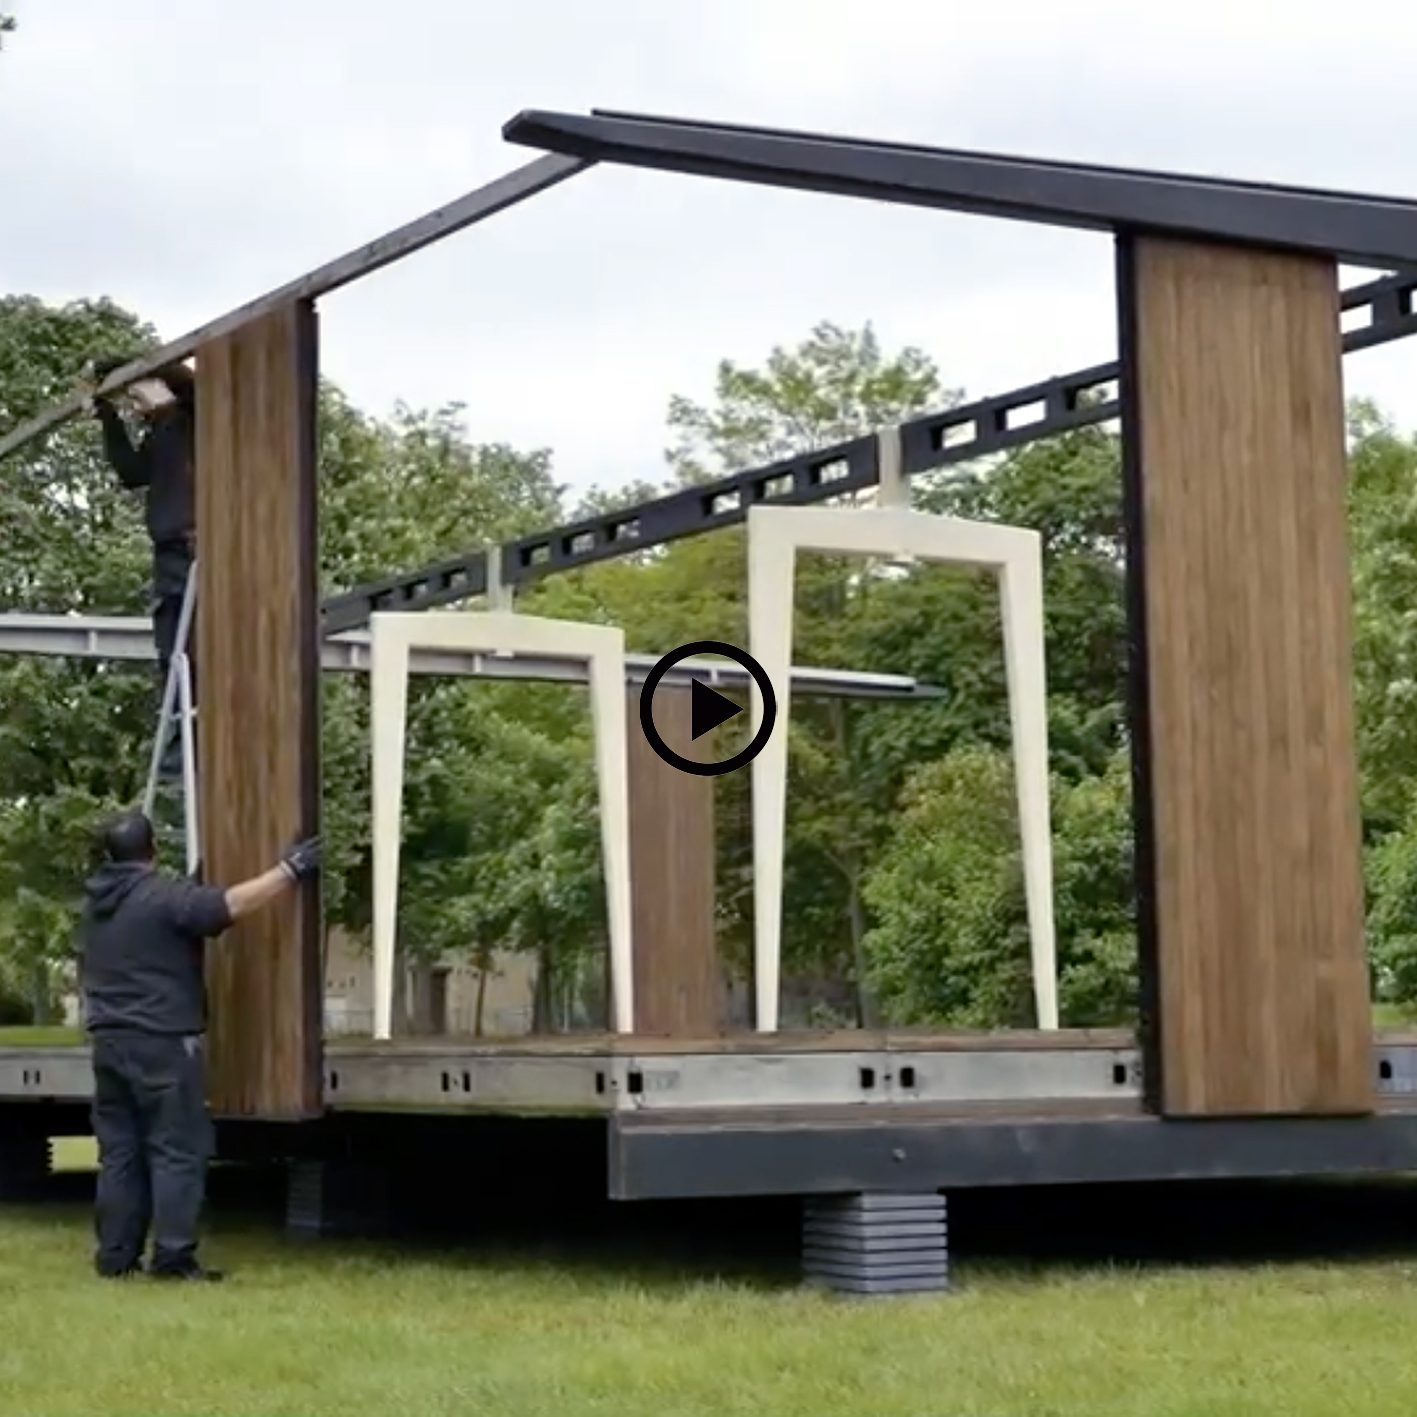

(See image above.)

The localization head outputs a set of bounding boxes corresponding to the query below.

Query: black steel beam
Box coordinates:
[0,154,590,463]
[606,1107,1417,1199]
[318,268,1417,637]
[505,108,1417,270]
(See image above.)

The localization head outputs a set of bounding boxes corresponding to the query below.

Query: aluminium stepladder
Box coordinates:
[140,560,201,875]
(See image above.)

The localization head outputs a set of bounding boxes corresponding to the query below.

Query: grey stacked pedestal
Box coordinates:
[802,1192,948,1295]
[285,1159,391,1239]
[0,1130,50,1202]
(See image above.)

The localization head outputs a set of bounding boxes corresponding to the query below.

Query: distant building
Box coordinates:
[62,927,540,1038]
[322,928,537,1037]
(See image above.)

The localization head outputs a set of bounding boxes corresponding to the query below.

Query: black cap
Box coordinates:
[154,361,194,404]
[89,353,138,382]
[100,811,155,864]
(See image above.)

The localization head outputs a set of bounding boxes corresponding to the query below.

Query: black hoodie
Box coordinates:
[95,400,195,547]
[79,861,233,1035]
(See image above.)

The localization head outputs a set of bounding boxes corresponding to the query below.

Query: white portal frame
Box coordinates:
[746,493,1059,1034]
[369,610,634,1040]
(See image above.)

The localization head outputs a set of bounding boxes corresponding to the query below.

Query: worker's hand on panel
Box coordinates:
[279,835,322,883]
[74,369,100,415]
[78,355,130,414]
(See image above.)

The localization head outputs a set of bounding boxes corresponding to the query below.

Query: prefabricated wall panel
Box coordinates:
[627,685,720,1035]
[1120,235,1372,1117]
[195,300,323,1119]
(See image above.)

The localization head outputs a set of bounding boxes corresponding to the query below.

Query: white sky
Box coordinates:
[3,0,1416,496]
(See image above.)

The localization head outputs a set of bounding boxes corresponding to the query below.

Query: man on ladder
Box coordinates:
[81,357,198,776]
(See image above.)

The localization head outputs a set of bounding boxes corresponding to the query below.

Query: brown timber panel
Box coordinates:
[1128,236,1370,1116]
[196,301,322,1119]
[627,685,719,1035]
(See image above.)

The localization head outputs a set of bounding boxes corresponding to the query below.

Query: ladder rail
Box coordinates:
[141,563,199,864]
[175,649,200,873]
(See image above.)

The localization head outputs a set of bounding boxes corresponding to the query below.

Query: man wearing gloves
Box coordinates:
[84,358,198,687]
[78,811,321,1282]
[81,358,199,774]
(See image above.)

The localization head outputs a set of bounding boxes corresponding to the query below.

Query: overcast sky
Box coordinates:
[3,0,1416,496]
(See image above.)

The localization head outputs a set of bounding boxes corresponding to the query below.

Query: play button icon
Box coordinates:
[639,640,778,777]
[690,677,742,740]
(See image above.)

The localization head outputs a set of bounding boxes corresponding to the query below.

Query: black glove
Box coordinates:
[90,354,130,381]
[83,355,135,415]
[280,835,322,882]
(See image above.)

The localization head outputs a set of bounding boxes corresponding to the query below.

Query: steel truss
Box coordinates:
[320,269,1417,635]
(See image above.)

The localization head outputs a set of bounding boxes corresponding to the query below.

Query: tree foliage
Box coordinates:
[4,293,1417,1032]
[0,296,594,1024]
[666,320,957,483]
[0,298,163,1014]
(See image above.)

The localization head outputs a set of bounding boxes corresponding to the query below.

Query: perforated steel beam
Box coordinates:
[319,269,1417,635]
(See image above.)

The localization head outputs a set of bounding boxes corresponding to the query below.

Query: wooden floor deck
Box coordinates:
[5,1030,1417,1125]
[8,1026,1417,1057]
[323,1027,1139,1057]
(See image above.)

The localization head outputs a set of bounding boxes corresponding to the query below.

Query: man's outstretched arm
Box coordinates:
[92,401,149,488]
[76,361,149,488]
[172,837,323,936]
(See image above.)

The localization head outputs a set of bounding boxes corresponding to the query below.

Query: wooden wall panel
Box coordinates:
[1120,235,1371,1117]
[195,301,322,1119]
[627,686,720,1036]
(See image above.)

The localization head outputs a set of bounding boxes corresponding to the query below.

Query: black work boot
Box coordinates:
[149,1261,225,1283]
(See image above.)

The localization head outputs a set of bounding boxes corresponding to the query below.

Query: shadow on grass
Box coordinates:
[23,1160,1417,1290]
[29,1164,805,1291]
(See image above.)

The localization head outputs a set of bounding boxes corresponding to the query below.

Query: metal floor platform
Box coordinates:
[6,1029,1417,1118]
[8,1031,1417,1202]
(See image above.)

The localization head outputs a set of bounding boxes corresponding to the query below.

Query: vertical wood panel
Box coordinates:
[1121,235,1371,1116]
[627,686,720,1036]
[196,301,322,1119]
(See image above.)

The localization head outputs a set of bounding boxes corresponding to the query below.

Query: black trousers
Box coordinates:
[90,1029,214,1276]
[152,537,195,697]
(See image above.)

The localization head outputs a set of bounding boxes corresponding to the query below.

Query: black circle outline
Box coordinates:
[640,641,778,777]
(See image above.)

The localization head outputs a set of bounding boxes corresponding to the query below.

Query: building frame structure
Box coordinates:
[4,109,1417,1288]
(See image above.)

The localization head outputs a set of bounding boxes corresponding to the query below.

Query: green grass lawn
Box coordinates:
[4,1199,1417,1417]
[50,1135,97,1171]
[9,1020,1417,1412]
[0,1025,84,1047]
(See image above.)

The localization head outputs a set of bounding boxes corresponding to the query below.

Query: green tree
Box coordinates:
[1344,402,1417,1005]
[0,295,592,1027]
[1346,400,1417,834]
[917,422,1128,776]
[862,746,1135,1028]
[314,392,599,1029]
[542,327,1130,1028]
[666,320,956,482]
[319,395,562,594]
[0,298,165,1015]
[542,322,960,1024]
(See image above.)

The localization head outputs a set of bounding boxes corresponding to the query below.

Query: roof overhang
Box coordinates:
[504,108,1417,270]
